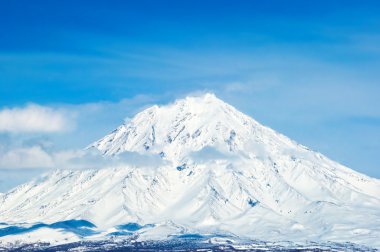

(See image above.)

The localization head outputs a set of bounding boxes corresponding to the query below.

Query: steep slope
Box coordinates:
[1,93,380,248]
[90,93,379,200]
[90,93,290,161]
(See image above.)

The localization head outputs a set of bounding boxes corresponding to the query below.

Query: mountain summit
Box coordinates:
[1,93,380,248]
[90,93,296,162]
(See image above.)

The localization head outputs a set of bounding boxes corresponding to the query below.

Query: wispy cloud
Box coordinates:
[0,145,54,169]
[0,104,72,133]
[0,144,167,171]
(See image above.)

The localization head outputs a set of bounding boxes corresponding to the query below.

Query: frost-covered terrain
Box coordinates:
[1,93,379,250]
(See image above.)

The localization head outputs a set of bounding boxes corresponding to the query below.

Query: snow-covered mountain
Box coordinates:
[1,93,380,249]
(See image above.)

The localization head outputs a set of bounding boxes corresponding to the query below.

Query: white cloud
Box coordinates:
[0,104,71,133]
[0,145,167,170]
[0,146,54,169]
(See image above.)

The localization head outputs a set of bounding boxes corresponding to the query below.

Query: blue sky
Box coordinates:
[0,1,379,190]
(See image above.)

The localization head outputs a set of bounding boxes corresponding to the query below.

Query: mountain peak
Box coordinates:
[133,93,226,122]
[90,93,266,160]
[169,93,227,114]
[181,92,221,104]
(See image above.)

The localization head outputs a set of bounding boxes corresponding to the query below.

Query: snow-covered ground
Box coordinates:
[1,93,379,249]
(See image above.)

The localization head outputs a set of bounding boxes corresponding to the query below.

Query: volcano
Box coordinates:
[1,93,379,250]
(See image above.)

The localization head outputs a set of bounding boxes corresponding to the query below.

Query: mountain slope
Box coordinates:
[1,93,380,248]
